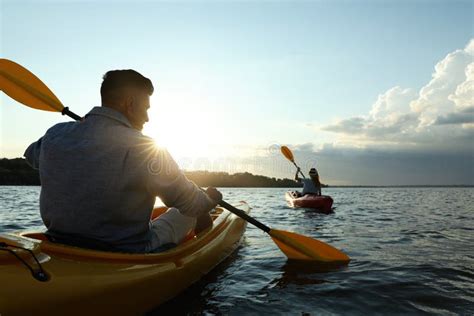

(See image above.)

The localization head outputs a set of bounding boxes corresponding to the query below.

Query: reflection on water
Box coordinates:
[1,186,473,315]
[269,261,345,289]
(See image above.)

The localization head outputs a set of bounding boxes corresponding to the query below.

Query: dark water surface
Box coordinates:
[1,186,473,315]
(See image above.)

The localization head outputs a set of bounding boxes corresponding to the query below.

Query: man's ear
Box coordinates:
[124,95,134,113]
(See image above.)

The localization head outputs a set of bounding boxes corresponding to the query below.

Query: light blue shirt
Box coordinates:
[301,179,318,195]
[24,106,215,252]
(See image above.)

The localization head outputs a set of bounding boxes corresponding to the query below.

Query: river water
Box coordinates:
[1,186,473,315]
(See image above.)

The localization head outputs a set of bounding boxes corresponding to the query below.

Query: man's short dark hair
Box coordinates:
[101,70,154,102]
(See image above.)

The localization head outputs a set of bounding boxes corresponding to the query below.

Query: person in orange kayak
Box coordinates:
[24,69,222,253]
[295,167,322,196]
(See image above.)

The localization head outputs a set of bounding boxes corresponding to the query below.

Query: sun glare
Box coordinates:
[143,102,233,163]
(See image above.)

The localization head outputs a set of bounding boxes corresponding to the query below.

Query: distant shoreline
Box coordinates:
[0,158,302,188]
[1,184,472,188]
[1,158,472,188]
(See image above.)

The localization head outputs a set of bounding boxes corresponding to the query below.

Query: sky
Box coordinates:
[1,0,473,185]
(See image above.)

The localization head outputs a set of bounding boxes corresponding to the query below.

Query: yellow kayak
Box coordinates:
[0,202,249,315]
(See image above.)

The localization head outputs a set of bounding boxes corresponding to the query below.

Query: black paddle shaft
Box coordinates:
[61,107,82,121]
[219,200,270,233]
[293,162,306,179]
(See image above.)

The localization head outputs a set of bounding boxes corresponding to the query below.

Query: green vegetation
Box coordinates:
[185,171,300,188]
[0,158,40,185]
[0,158,301,187]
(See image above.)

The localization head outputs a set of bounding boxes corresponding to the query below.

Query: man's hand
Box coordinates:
[206,187,223,203]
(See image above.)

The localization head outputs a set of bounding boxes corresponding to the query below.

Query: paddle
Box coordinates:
[0,59,82,120]
[0,58,350,264]
[281,145,306,179]
[219,200,349,262]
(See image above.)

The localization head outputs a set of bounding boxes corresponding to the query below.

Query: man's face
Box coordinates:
[126,91,150,131]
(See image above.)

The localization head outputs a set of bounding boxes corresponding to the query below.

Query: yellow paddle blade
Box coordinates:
[269,229,350,263]
[280,146,294,162]
[0,58,64,112]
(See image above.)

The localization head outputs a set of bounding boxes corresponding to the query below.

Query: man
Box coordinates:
[24,69,221,253]
[295,167,322,196]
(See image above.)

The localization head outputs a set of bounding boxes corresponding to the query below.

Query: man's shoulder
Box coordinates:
[116,130,166,156]
[45,121,76,135]
[116,128,155,146]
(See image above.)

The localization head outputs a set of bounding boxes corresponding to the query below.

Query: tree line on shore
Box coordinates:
[0,158,301,187]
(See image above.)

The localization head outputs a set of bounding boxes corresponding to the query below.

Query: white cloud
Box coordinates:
[321,38,474,154]
[411,39,473,126]
[370,86,416,120]
[449,61,474,110]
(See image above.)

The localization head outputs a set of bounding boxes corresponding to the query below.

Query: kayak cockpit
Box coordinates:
[17,206,235,264]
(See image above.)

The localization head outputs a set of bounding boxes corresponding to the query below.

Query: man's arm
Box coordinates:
[24,137,43,169]
[138,142,217,217]
[295,167,301,182]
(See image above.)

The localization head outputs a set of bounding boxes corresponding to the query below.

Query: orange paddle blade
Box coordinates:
[0,58,64,112]
[269,229,350,264]
[280,146,294,162]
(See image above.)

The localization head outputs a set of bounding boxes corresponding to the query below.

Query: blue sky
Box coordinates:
[1,0,473,185]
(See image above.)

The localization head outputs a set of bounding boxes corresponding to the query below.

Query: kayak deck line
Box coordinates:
[0,202,250,315]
